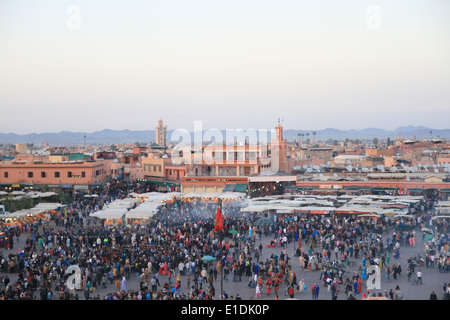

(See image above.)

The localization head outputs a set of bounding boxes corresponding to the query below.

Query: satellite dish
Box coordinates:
[136,162,141,167]
[306,168,312,173]
[346,166,353,172]
[434,168,439,173]
[113,159,118,163]
[406,177,410,181]
[390,167,398,173]
[361,167,369,173]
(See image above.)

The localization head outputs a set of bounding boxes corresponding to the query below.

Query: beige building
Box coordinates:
[15,144,27,154]
[365,148,396,157]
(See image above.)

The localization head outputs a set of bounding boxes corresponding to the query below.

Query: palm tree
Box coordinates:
[297,133,305,145]
[373,137,379,146]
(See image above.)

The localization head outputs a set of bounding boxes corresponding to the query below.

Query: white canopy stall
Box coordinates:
[90,208,128,226]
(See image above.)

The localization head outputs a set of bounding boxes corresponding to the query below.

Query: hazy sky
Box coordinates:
[1,0,449,134]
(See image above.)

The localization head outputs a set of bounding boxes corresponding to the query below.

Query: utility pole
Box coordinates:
[219,198,224,299]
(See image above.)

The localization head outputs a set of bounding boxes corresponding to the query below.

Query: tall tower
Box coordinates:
[155,119,167,148]
[271,118,288,173]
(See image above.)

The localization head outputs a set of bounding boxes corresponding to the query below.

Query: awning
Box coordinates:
[296,187,313,191]
[233,184,248,193]
[310,210,330,214]
[223,184,236,192]
[371,187,398,192]
[440,189,450,193]
[90,208,127,219]
[73,185,89,190]
[147,180,180,187]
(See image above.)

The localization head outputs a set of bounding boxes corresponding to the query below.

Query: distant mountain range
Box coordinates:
[284,126,450,142]
[0,126,448,146]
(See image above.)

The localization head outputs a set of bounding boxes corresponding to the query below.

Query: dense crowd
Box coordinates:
[0,182,448,300]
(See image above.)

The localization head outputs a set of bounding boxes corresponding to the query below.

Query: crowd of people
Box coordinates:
[0,182,448,300]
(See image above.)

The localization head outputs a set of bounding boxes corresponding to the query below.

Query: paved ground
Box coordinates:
[2,221,449,300]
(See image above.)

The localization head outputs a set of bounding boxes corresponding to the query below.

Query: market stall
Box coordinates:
[90,208,127,226]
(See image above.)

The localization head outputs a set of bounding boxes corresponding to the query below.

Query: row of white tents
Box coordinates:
[240,194,425,217]
[436,200,450,215]
[2,190,430,224]
[1,202,65,219]
[0,191,58,200]
[89,192,246,223]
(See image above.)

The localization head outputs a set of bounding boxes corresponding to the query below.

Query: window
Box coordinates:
[81,171,86,178]
[55,172,60,178]
[41,172,46,178]
[67,171,72,178]
[3,172,8,178]
[28,172,33,178]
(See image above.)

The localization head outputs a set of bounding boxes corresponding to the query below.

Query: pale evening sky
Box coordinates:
[0,0,449,134]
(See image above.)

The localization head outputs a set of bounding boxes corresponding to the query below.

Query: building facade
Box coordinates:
[0,160,108,189]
